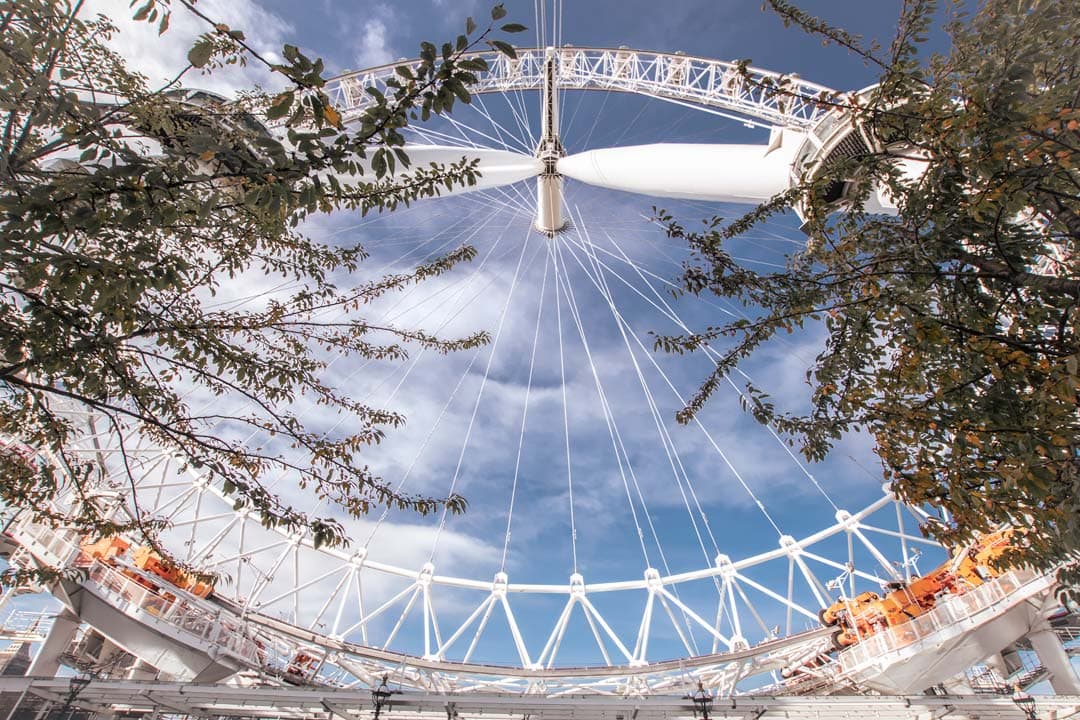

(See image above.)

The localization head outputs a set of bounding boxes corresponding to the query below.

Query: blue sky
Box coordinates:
[11,0,1050,679]
[249,0,918,595]
[259,0,905,88]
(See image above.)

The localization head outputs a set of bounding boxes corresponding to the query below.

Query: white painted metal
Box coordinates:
[535,171,564,232]
[1028,622,1080,694]
[362,145,542,195]
[558,142,798,204]
[327,48,835,130]
[535,48,566,234]
[23,611,78,678]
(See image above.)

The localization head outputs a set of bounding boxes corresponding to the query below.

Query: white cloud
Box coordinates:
[80,46,893,651]
[355,18,394,69]
[84,0,293,96]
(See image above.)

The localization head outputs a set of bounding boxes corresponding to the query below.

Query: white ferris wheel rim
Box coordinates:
[45,45,948,687]
[231,45,913,596]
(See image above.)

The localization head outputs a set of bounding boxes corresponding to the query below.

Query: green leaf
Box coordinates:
[187,38,215,68]
[450,81,471,104]
[491,40,516,59]
[491,4,507,20]
[420,41,436,64]
[132,2,154,22]
[466,16,477,35]
[500,23,527,33]
[265,91,294,120]
[460,58,489,72]
[371,149,387,178]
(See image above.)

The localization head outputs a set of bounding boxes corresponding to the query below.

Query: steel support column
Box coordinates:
[26,610,79,678]
[1027,623,1080,694]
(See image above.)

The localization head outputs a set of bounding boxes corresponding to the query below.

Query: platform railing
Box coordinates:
[83,560,266,666]
[8,512,266,668]
[0,609,53,641]
[1054,624,1080,645]
[838,567,1043,672]
[5,515,82,568]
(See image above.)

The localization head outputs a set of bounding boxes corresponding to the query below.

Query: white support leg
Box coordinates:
[1027,623,1080,694]
[26,610,80,677]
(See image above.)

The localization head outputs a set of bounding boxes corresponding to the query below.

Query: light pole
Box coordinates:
[687,681,713,720]
[371,674,394,720]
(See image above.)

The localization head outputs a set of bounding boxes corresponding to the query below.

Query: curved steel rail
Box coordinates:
[1,48,932,696]
[14,407,944,696]
[327,47,834,130]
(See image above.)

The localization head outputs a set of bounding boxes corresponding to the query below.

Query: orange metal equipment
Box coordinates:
[130,546,214,599]
[78,536,214,599]
[954,529,1014,589]
[818,591,880,627]
[820,529,1016,649]
[79,536,131,565]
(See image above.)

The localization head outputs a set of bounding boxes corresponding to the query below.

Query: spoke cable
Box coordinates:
[558,212,784,537]
[549,239,579,574]
[546,240,653,568]
[501,251,551,571]
[596,227,839,512]
[429,220,535,558]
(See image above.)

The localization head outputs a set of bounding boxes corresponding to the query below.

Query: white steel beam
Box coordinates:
[327,48,835,131]
[7,678,1077,720]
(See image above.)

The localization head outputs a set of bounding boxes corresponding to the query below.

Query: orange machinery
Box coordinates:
[80,536,132,565]
[819,529,1015,649]
[952,528,1015,589]
[79,536,214,599]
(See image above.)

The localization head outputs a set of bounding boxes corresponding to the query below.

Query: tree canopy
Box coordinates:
[657,0,1080,589]
[0,0,524,569]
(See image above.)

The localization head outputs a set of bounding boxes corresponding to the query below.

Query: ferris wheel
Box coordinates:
[2,39,988,701]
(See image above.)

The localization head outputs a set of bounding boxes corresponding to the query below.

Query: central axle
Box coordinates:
[535,47,566,236]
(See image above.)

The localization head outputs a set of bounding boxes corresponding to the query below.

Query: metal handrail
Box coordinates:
[838,568,1044,672]
[82,560,266,666]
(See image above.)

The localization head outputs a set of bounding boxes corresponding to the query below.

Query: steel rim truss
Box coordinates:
[3,410,953,696]
[326,47,834,131]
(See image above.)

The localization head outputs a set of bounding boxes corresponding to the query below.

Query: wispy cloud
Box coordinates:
[70,4,906,665]
[355,17,394,69]
[84,0,293,96]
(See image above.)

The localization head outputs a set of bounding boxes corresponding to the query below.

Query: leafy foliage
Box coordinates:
[0,0,524,569]
[656,0,1080,590]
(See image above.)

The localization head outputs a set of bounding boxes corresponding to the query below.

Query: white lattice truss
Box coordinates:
[326,47,834,130]
[4,409,954,697]
[5,45,1060,701]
